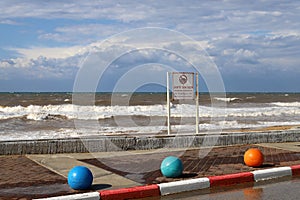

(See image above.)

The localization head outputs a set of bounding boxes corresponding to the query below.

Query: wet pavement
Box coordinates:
[151,177,300,200]
[0,142,300,199]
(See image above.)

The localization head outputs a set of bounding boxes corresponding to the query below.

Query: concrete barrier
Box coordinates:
[35,192,100,200]
[159,178,210,195]
[252,167,292,181]
[0,129,299,155]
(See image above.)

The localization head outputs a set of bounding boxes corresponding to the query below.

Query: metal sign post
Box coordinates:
[167,72,199,135]
[167,72,171,135]
[195,73,199,134]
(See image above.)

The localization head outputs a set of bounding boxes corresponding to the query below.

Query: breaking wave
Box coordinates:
[0,102,300,121]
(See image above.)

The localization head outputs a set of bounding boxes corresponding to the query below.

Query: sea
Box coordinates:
[0,92,299,141]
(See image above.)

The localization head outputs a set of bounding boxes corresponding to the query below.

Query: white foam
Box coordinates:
[214,97,242,102]
[1,101,300,141]
[270,102,300,107]
[1,119,299,141]
[0,128,82,141]
[26,113,49,120]
[0,103,300,120]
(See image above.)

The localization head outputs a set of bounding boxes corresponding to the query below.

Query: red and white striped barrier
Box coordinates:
[36,164,300,200]
[36,192,100,200]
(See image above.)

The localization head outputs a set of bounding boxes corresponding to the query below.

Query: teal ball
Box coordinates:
[160,156,183,178]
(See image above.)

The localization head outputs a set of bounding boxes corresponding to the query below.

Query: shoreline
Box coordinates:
[1,125,299,155]
[227,124,300,132]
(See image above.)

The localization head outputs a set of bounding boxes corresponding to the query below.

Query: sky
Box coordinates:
[0,0,300,92]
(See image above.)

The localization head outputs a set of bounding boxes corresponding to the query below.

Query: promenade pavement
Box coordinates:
[1,142,300,199]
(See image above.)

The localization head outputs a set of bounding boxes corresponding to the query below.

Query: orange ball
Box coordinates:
[244,148,264,167]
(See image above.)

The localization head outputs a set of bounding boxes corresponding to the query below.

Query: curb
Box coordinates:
[35,164,300,200]
[35,192,101,200]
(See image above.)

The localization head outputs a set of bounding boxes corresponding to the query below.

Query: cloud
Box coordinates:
[38,24,131,44]
[1,0,300,91]
[0,19,19,25]
[3,1,299,46]
[233,49,259,64]
[0,54,81,80]
[2,26,300,91]
[0,1,149,22]
[1,36,214,90]
[11,46,88,59]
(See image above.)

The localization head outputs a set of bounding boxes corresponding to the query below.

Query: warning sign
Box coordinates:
[172,72,195,100]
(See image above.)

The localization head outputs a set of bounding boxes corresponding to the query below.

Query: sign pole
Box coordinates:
[169,72,198,135]
[167,72,171,135]
[195,72,199,134]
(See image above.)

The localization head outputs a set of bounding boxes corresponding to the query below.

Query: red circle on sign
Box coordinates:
[179,75,188,84]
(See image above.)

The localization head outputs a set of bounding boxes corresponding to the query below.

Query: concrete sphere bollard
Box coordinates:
[160,156,183,178]
[244,148,264,167]
[68,166,93,190]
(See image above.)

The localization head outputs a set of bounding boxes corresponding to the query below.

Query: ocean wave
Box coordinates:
[214,97,242,102]
[270,102,300,107]
[26,113,68,121]
[1,120,300,141]
[0,103,299,121]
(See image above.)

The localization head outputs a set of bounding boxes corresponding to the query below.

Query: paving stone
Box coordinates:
[81,145,300,184]
[0,156,81,199]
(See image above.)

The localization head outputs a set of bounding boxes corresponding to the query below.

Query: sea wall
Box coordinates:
[0,129,299,155]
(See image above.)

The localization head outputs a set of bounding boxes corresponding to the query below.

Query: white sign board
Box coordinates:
[172,72,195,100]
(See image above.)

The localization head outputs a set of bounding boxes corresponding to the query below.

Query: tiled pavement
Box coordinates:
[0,156,80,200]
[81,144,300,184]
[1,143,300,199]
[0,156,66,188]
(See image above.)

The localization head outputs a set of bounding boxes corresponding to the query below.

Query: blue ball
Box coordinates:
[160,156,183,178]
[68,166,93,190]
